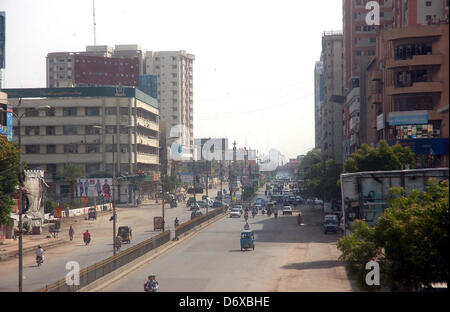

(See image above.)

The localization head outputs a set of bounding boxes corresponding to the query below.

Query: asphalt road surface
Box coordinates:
[103,192,357,292]
[0,185,229,292]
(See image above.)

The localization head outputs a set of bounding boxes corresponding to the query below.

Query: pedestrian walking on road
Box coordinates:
[69,225,74,241]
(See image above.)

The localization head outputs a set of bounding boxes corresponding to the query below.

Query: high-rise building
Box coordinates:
[393,0,449,28]
[343,0,394,90]
[364,22,449,167]
[145,51,195,154]
[320,31,345,165]
[314,61,324,149]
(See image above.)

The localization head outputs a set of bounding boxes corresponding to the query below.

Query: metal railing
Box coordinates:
[175,206,227,238]
[35,230,170,292]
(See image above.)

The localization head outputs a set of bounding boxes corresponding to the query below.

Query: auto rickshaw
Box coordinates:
[117,226,132,243]
[240,230,255,251]
[88,208,97,220]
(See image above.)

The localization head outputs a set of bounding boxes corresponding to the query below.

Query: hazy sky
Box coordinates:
[1,0,342,159]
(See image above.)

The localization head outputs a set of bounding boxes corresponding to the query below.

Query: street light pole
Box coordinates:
[3,101,51,292]
[112,131,116,256]
[17,116,23,292]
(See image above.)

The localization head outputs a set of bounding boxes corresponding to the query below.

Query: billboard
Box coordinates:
[0,103,13,141]
[74,54,139,86]
[0,12,4,69]
[77,178,113,199]
[389,110,428,126]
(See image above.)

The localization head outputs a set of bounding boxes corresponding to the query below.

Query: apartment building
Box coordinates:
[365,23,449,167]
[320,31,345,165]
[314,61,324,149]
[46,45,145,88]
[3,86,160,202]
[393,0,449,28]
[145,51,195,154]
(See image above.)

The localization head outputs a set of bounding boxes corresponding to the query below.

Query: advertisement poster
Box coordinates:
[77,178,112,199]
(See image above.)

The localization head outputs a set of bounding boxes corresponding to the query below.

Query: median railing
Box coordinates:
[175,206,228,238]
[35,230,170,292]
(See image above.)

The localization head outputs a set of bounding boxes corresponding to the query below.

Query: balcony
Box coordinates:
[387,54,443,69]
[370,69,382,81]
[387,82,442,95]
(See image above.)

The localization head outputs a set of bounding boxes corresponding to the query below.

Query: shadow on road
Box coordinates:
[281,260,344,271]
[251,206,342,244]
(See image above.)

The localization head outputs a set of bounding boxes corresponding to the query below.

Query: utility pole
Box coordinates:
[220,162,223,201]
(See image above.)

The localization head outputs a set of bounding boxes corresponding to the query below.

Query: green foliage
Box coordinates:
[56,164,85,201]
[44,199,58,214]
[299,148,321,171]
[0,136,20,225]
[337,179,449,291]
[303,158,341,201]
[162,175,179,193]
[344,140,415,173]
[337,220,382,290]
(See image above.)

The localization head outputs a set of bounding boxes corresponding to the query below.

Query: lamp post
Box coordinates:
[93,125,121,255]
[2,101,51,292]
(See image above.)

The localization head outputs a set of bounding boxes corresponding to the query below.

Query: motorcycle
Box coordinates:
[36,255,43,266]
[114,238,122,252]
[262,209,265,215]
[274,212,278,219]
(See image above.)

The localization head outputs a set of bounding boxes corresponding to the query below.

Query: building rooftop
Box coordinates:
[2,86,158,109]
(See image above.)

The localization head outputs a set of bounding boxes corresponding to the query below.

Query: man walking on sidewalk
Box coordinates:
[69,225,74,241]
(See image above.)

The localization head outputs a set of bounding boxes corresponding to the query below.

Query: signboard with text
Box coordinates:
[77,178,112,199]
[389,110,428,126]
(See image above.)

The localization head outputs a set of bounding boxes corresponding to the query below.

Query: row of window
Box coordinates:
[21,125,140,136]
[24,144,158,154]
[18,107,152,117]
[394,42,433,60]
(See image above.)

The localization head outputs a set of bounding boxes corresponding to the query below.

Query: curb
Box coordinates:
[81,210,229,292]
[0,239,67,262]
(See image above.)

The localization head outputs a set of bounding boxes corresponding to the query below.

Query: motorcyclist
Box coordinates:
[83,230,91,245]
[174,217,179,227]
[274,206,278,219]
[36,245,44,264]
[244,211,249,221]
[144,275,159,292]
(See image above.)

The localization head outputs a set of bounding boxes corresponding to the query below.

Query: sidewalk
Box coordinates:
[0,210,112,262]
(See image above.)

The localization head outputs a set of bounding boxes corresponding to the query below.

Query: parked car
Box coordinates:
[197,200,209,208]
[313,198,323,205]
[295,196,304,205]
[282,206,293,215]
[229,208,242,218]
[191,210,203,220]
[212,200,224,208]
[324,214,339,234]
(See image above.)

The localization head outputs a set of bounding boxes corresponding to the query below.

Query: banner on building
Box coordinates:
[389,110,428,126]
[77,178,112,199]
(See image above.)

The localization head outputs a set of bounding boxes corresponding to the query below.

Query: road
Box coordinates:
[0,185,229,292]
[103,191,357,292]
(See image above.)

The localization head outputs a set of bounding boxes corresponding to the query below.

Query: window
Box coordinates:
[370,37,376,43]
[105,107,117,115]
[155,65,160,69]
[47,145,56,154]
[356,50,362,56]
[64,144,78,153]
[85,125,100,135]
[86,144,100,153]
[155,57,160,61]
[46,107,55,116]
[85,107,100,116]
[172,90,177,95]
[120,144,129,153]
[120,107,129,116]
[172,56,177,61]
[105,125,116,134]
[25,145,40,154]
[63,107,77,116]
[46,126,56,135]
[85,163,100,173]
[172,65,177,69]
[426,1,432,6]
[106,144,118,152]
[355,26,361,31]
[172,73,177,78]
[63,125,78,135]
[25,126,40,135]
[172,82,177,86]
[25,108,39,117]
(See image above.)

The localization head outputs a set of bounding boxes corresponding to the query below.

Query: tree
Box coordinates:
[303,158,341,201]
[56,164,85,201]
[337,179,449,291]
[344,140,415,173]
[0,136,19,225]
[161,175,179,194]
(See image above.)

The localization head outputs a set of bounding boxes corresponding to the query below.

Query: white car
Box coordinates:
[229,208,241,218]
[282,206,293,215]
[313,198,323,205]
